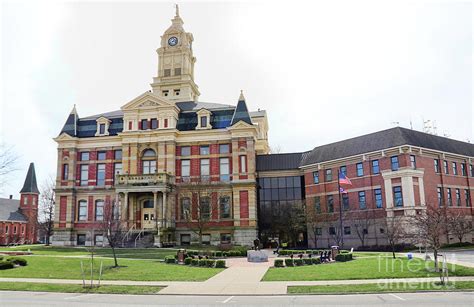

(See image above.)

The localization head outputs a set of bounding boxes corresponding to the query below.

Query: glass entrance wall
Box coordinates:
[257,176,307,248]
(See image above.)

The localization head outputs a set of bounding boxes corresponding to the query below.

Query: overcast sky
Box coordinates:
[1,0,472,198]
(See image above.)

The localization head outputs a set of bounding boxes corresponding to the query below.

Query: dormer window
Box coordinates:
[196,108,212,130]
[95,116,111,136]
[200,116,207,128]
[163,90,169,97]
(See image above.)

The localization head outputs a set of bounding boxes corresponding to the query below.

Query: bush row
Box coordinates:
[335,253,353,262]
[185,250,247,258]
[166,256,226,268]
[274,257,322,267]
[0,256,28,270]
[278,249,348,256]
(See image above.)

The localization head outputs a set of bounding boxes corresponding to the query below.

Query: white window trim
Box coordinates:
[196,108,212,130]
[95,116,111,136]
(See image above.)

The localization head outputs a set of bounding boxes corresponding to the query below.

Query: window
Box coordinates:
[471,165,474,177]
[80,165,88,186]
[164,69,171,77]
[342,194,349,211]
[95,200,104,221]
[151,118,158,129]
[143,199,154,208]
[358,191,366,209]
[325,169,332,181]
[200,159,210,181]
[80,152,90,161]
[374,188,383,208]
[434,159,440,173]
[181,198,190,219]
[219,144,230,154]
[174,68,181,76]
[456,189,461,207]
[96,164,106,186]
[180,234,191,245]
[329,227,336,235]
[461,163,467,176]
[219,158,230,182]
[410,155,416,169]
[380,228,385,234]
[114,163,122,176]
[315,228,322,235]
[128,121,133,130]
[327,195,334,213]
[99,123,105,135]
[200,116,207,128]
[437,187,443,207]
[393,186,403,207]
[200,197,210,219]
[340,166,347,176]
[174,89,180,96]
[391,156,399,171]
[314,196,321,213]
[181,160,190,179]
[443,160,449,174]
[13,226,17,234]
[356,163,364,176]
[200,145,209,155]
[240,155,247,173]
[78,200,87,221]
[452,162,458,175]
[220,233,231,244]
[95,234,104,246]
[201,234,211,245]
[77,234,86,246]
[372,160,379,174]
[5,225,8,234]
[141,119,149,130]
[220,196,231,219]
[363,228,368,235]
[62,164,68,180]
[447,188,452,206]
[97,151,106,160]
[181,146,191,156]
[344,226,351,235]
[313,171,319,184]
[142,160,157,174]
[162,90,169,97]
[164,118,168,128]
[21,226,25,234]
[114,150,122,160]
[465,190,470,207]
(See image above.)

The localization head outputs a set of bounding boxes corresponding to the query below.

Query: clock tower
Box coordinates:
[151,5,200,102]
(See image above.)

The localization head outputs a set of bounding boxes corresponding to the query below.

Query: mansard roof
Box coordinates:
[231,98,252,126]
[20,163,39,194]
[0,198,27,222]
[256,152,309,172]
[59,101,262,138]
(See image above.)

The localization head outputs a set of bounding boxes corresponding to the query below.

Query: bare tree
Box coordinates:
[269,145,282,154]
[99,199,127,267]
[412,206,447,272]
[0,144,19,190]
[351,210,374,248]
[39,177,55,245]
[447,211,473,244]
[184,190,213,246]
[306,209,328,248]
[380,215,406,259]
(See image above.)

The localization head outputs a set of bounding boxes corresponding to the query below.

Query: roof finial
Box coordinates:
[175,3,180,17]
[239,89,245,101]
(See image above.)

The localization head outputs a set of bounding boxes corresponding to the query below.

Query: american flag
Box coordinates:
[340,187,348,194]
[339,173,352,185]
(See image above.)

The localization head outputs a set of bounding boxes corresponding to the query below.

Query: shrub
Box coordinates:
[312,257,321,265]
[335,253,353,262]
[7,257,27,266]
[199,259,207,267]
[285,258,294,267]
[294,259,304,266]
[0,256,3,261]
[206,259,216,268]
[215,251,223,258]
[278,250,288,256]
[191,259,199,266]
[239,250,248,257]
[303,258,312,265]
[274,259,284,267]
[184,257,192,265]
[0,261,14,270]
[223,251,229,257]
[164,256,176,264]
[216,260,226,268]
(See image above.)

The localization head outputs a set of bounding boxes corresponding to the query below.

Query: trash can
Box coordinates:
[331,245,340,260]
[407,253,413,260]
[177,249,186,264]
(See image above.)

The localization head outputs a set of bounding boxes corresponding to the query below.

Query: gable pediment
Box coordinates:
[121,92,176,111]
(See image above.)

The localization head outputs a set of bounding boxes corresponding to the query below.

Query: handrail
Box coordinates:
[121,223,136,247]
[134,228,145,248]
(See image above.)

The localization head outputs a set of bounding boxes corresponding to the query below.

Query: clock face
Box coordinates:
[168,36,178,46]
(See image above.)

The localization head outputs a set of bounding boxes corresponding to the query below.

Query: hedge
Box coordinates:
[191,259,199,266]
[199,259,207,267]
[164,256,176,264]
[0,260,14,270]
[206,259,216,268]
[216,260,226,268]
[285,258,294,267]
[294,259,304,266]
[312,257,321,265]
[184,257,192,265]
[274,259,284,267]
[335,253,353,262]
[6,257,27,266]
[303,258,312,265]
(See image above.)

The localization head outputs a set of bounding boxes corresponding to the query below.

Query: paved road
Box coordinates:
[411,249,474,268]
[1,291,473,306]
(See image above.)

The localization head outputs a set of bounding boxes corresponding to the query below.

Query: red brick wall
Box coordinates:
[240,191,249,219]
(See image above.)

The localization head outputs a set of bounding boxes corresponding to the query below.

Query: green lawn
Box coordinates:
[0,256,223,281]
[263,257,474,281]
[288,281,474,294]
[0,282,164,295]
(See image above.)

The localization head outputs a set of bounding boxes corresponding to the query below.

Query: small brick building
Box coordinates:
[0,163,39,245]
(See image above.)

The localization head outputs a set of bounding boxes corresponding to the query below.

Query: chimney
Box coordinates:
[9,195,12,199]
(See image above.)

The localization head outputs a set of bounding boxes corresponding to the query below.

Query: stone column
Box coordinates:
[121,192,129,222]
[153,191,158,229]
[162,192,167,228]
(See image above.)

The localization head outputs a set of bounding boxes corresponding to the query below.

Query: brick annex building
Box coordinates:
[0,163,39,245]
[52,8,474,248]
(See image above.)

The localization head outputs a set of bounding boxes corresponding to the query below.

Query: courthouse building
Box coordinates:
[52,7,474,248]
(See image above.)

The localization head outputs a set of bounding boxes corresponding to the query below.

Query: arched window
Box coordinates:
[142,149,157,174]
[181,197,191,220]
[143,199,154,208]
[95,200,104,221]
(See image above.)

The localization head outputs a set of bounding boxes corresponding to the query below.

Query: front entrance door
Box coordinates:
[142,199,155,229]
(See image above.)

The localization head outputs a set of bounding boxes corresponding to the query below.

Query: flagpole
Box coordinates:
[338,170,344,248]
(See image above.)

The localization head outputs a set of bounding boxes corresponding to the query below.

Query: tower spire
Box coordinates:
[175,3,180,17]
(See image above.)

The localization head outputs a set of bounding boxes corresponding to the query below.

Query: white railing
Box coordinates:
[134,228,145,248]
[121,223,136,247]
